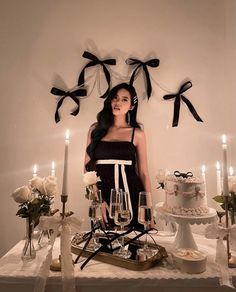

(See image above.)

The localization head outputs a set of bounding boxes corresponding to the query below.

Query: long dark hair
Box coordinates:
[86,83,140,171]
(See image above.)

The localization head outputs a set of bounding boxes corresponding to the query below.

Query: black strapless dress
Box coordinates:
[94,139,144,229]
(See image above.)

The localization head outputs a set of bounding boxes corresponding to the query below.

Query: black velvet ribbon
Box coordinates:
[174,171,193,179]
[74,223,157,270]
[126,58,160,99]
[163,81,203,127]
[78,51,116,98]
[50,87,87,123]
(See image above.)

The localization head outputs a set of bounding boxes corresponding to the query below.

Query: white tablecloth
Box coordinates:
[0,232,236,292]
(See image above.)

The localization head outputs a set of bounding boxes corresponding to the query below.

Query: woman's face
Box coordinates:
[111,88,132,117]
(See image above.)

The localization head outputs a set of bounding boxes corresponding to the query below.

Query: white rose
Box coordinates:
[12,186,32,203]
[83,171,99,186]
[43,176,59,197]
[29,176,44,193]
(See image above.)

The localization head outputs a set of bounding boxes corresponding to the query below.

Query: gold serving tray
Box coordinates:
[71,233,168,271]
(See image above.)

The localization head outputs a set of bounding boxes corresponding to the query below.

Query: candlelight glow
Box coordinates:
[216,161,220,170]
[52,161,55,170]
[229,166,234,176]
[33,164,37,176]
[201,165,206,174]
[65,129,70,140]
[222,134,227,144]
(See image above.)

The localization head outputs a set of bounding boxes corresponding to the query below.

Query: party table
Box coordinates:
[0,233,236,292]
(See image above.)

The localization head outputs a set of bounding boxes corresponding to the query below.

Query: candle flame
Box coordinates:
[201,165,206,173]
[33,164,37,174]
[216,161,220,170]
[52,161,55,170]
[222,134,227,144]
[65,129,70,140]
[229,166,234,176]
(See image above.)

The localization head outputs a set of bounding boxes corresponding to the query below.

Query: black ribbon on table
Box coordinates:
[163,81,203,127]
[74,223,157,270]
[77,51,116,98]
[126,58,160,99]
[50,87,87,123]
[174,170,193,179]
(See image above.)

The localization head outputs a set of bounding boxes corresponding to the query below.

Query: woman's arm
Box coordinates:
[84,124,96,172]
[134,129,152,192]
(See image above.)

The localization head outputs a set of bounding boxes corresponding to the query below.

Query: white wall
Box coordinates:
[0,0,235,257]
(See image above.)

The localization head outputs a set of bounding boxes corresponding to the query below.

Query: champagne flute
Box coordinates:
[113,191,132,259]
[109,188,122,247]
[109,188,122,226]
[88,190,102,251]
[138,191,154,258]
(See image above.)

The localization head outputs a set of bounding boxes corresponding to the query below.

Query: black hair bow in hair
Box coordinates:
[77,51,116,98]
[51,87,87,123]
[163,81,203,127]
[126,58,160,99]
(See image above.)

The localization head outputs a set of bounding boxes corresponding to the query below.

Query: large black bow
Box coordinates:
[163,81,203,127]
[78,51,116,98]
[51,87,87,123]
[126,58,160,99]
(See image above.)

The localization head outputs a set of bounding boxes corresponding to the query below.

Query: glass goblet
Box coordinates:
[113,191,132,259]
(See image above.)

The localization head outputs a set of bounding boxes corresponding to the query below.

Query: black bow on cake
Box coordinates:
[126,58,160,99]
[174,171,193,179]
[77,51,116,99]
[51,87,87,123]
[163,81,203,127]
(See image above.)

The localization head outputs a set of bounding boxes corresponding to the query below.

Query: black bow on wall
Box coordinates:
[77,51,116,98]
[50,87,87,123]
[163,81,203,127]
[126,58,160,99]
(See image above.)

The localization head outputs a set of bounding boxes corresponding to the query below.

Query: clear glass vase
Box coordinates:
[21,218,36,261]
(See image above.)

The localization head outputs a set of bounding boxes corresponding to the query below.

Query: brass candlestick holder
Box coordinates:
[224,195,236,268]
[50,194,74,271]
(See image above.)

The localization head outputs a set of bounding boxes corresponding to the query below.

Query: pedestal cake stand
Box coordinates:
[156,202,217,250]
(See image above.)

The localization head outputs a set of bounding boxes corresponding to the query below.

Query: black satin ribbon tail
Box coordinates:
[50,87,87,123]
[126,58,160,99]
[163,81,203,127]
[77,51,116,98]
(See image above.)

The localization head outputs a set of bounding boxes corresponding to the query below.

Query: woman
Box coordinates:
[84,83,151,229]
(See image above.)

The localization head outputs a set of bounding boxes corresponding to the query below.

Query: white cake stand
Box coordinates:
[155,202,217,250]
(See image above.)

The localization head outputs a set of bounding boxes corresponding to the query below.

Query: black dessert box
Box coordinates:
[71,232,168,270]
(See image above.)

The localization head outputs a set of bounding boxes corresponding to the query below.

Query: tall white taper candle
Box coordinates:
[201,164,207,195]
[62,130,70,196]
[222,134,229,196]
[216,161,222,196]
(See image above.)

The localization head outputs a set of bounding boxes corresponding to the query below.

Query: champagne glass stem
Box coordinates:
[143,225,148,251]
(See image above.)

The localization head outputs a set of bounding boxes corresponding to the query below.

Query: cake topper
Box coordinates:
[174,171,193,179]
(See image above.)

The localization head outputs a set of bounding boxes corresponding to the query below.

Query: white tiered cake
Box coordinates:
[163,173,209,216]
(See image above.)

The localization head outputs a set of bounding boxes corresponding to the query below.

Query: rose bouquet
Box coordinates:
[12,175,59,226]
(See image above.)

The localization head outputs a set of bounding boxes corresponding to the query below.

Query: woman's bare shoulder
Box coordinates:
[134,127,146,145]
